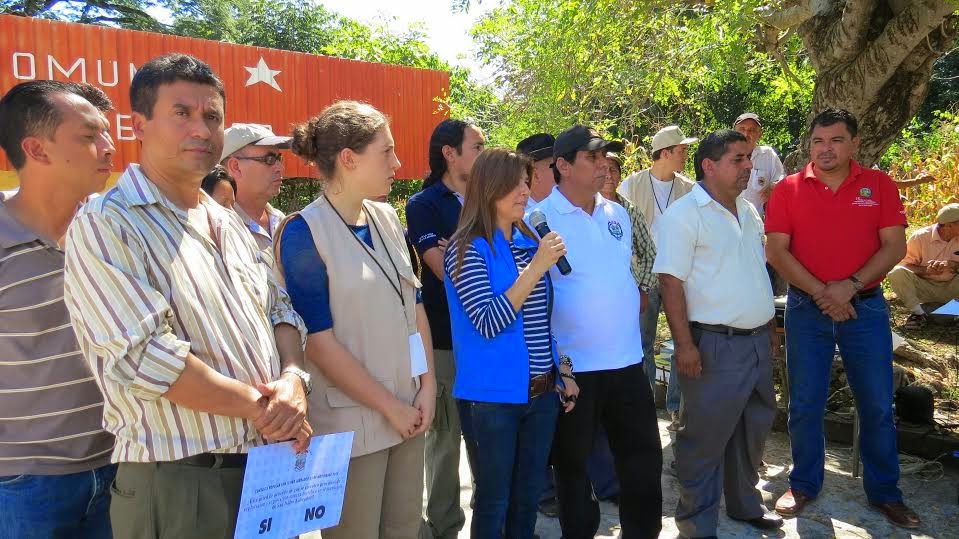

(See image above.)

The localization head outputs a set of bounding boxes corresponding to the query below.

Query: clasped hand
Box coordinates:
[813,280,858,322]
[252,374,312,452]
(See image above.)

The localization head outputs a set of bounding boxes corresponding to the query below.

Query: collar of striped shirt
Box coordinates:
[63,164,305,463]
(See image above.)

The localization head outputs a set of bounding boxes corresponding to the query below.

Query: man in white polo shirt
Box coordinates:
[529,125,662,539]
[654,130,780,539]
[732,112,785,218]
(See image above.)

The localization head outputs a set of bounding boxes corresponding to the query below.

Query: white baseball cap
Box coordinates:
[651,126,698,154]
[220,123,291,162]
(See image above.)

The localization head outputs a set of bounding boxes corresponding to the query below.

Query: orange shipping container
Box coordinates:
[0,15,450,190]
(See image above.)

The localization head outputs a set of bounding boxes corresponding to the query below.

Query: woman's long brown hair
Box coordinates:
[449,147,537,280]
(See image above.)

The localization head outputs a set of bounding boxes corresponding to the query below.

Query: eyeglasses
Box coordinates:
[234,153,283,166]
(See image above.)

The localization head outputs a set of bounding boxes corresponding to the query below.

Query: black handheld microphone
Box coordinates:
[529,210,572,275]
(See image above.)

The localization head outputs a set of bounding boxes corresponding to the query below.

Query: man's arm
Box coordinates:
[253,323,310,447]
[625,201,657,292]
[406,197,445,280]
[63,211,284,427]
[658,274,701,378]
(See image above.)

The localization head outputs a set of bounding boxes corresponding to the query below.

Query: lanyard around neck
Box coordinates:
[324,196,405,309]
[649,175,675,214]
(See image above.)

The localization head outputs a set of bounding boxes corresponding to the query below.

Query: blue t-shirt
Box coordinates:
[279,215,373,334]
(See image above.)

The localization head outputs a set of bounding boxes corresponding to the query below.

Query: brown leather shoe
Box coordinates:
[871,501,921,529]
[774,488,815,517]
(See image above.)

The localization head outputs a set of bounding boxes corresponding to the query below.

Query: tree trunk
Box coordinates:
[768,0,958,172]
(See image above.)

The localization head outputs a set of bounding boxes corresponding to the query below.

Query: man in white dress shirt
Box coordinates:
[654,129,781,539]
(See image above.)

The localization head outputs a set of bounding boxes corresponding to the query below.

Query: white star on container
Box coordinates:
[244,57,282,92]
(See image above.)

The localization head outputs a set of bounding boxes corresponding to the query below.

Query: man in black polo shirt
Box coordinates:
[406,118,486,539]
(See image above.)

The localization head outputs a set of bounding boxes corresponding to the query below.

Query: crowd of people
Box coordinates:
[1,51,955,539]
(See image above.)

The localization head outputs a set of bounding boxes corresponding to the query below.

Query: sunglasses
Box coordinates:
[234,153,282,166]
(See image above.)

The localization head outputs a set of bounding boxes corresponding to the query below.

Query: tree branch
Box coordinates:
[828,0,880,61]
[757,0,821,30]
[817,0,955,107]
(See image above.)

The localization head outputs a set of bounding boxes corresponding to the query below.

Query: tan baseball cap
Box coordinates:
[651,126,698,154]
[936,203,959,224]
[220,123,291,162]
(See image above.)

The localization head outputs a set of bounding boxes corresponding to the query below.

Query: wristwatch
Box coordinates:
[282,366,313,396]
[559,354,574,372]
[847,275,865,291]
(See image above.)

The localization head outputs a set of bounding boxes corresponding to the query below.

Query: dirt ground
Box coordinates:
[448,410,959,539]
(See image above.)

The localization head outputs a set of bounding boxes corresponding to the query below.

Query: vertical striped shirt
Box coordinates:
[444,235,554,376]
[0,201,114,476]
[63,165,305,463]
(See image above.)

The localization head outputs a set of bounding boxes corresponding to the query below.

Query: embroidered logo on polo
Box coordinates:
[853,186,879,207]
[608,220,624,240]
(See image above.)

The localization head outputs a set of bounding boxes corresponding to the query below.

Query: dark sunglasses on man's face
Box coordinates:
[234,153,283,166]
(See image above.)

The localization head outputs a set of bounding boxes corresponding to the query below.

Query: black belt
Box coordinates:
[690,321,767,336]
[169,452,248,469]
[791,286,880,300]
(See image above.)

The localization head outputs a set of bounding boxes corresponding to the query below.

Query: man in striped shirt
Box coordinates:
[0,81,118,537]
[62,54,310,539]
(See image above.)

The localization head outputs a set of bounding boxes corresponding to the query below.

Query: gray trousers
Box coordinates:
[674,327,776,538]
[419,349,466,539]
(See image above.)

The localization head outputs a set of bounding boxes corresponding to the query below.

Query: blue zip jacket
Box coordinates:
[444,228,559,403]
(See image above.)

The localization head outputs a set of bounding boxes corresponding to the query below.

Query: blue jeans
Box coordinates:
[641,286,682,412]
[0,464,117,539]
[785,289,902,504]
[461,393,560,539]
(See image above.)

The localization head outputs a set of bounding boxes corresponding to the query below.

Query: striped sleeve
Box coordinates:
[63,210,191,401]
[266,269,307,346]
[444,243,517,339]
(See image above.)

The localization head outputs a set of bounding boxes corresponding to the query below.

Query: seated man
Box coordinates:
[887,203,959,328]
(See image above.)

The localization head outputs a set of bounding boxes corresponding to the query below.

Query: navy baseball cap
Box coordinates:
[553,125,625,158]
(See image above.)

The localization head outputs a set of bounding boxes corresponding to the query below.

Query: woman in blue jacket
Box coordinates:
[444,147,579,539]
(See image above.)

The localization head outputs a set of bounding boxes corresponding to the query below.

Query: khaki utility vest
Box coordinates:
[275,197,421,458]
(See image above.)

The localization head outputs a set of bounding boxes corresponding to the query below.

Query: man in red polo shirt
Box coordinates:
[765,109,919,529]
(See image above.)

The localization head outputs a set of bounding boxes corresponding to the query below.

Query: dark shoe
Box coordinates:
[730,512,784,530]
[903,313,928,330]
[537,496,558,517]
[870,501,921,529]
[775,488,815,517]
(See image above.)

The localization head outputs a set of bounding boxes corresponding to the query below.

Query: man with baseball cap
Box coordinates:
[887,202,959,328]
[733,113,785,217]
[220,123,291,257]
[517,132,555,209]
[617,125,697,428]
[529,125,663,539]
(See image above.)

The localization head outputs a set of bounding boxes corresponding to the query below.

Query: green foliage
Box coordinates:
[2,0,167,30]
[470,0,814,164]
[880,110,959,225]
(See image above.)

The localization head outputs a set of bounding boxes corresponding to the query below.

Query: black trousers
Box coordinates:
[553,362,663,539]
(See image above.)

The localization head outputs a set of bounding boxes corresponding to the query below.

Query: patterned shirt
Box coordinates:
[0,201,114,475]
[616,193,657,290]
[63,165,305,463]
[444,233,553,376]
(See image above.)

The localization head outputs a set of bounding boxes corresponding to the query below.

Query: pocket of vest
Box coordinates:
[326,379,396,408]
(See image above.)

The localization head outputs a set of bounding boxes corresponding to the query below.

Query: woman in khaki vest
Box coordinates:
[274,100,436,539]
